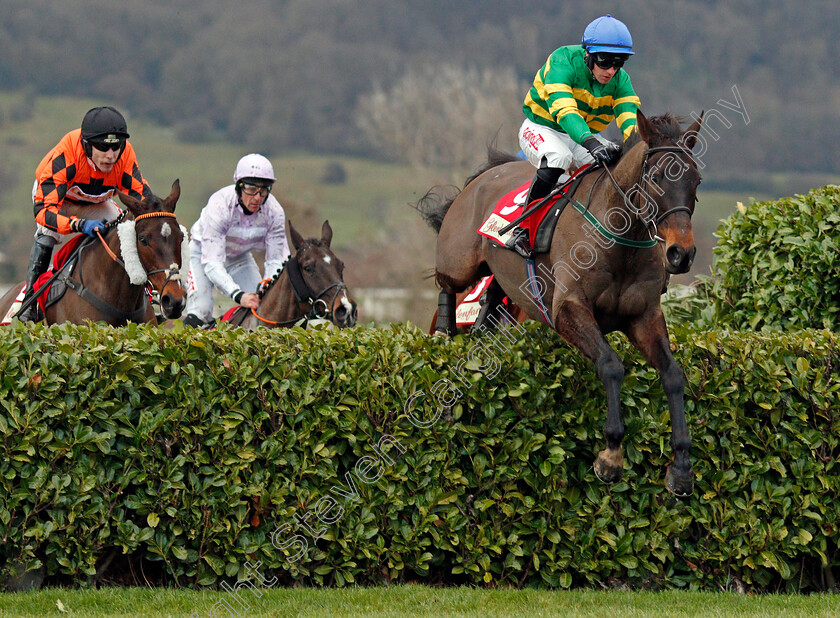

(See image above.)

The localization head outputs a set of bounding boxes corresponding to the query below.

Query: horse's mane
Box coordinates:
[258,238,327,298]
[622,113,687,153]
[414,145,520,233]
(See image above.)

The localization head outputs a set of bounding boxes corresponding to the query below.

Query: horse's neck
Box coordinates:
[79,233,144,309]
[258,270,304,324]
[593,148,652,239]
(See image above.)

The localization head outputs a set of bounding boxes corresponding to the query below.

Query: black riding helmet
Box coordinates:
[81,106,130,159]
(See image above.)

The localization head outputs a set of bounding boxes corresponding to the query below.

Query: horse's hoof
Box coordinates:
[665,465,694,497]
[593,450,624,484]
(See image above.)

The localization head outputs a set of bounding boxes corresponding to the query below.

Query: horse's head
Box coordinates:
[630,110,704,274]
[285,220,358,328]
[117,180,188,319]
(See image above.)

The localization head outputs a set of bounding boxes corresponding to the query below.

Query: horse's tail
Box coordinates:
[413,185,459,234]
[413,145,521,234]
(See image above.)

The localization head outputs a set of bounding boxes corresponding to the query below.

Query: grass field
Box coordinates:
[1,585,838,617]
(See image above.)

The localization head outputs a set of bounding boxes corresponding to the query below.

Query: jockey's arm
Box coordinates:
[203,260,241,300]
[34,167,77,235]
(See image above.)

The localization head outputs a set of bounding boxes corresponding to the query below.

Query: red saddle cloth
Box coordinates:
[477,165,590,246]
[456,275,500,327]
[33,234,87,311]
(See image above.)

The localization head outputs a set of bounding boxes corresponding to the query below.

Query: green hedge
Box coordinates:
[1,322,838,592]
[705,184,840,330]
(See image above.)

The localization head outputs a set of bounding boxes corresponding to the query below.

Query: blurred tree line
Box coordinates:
[1,0,838,179]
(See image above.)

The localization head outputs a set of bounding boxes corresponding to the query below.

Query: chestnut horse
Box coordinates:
[0,180,187,325]
[222,220,357,330]
[416,111,703,496]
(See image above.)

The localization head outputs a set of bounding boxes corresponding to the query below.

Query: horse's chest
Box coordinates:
[594,279,656,317]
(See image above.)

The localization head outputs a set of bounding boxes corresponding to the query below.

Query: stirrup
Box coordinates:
[503,226,534,259]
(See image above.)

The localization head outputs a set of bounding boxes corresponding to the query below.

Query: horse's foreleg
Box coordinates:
[555,301,626,484]
[434,290,456,336]
[627,311,693,496]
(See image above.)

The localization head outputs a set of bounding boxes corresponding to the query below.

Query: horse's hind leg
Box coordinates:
[554,300,626,484]
[627,310,693,496]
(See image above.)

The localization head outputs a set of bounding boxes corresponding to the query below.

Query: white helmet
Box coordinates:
[233,153,276,183]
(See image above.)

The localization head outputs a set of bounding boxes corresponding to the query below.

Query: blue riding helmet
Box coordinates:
[581,14,634,55]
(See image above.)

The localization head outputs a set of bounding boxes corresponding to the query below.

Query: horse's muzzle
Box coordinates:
[333,298,358,328]
[161,292,186,320]
[665,244,696,274]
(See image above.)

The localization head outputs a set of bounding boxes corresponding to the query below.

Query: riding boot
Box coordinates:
[17,236,56,323]
[182,313,205,328]
[503,163,563,259]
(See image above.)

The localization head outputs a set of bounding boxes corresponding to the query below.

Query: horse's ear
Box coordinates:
[682,111,704,150]
[162,179,181,213]
[288,221,304,251]
[636,109,655,144]
[117,191,144,217]
[321,220,333,247]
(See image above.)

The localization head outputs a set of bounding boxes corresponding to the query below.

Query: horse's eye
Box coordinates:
[304,263,314,273]
[139,236,150,246]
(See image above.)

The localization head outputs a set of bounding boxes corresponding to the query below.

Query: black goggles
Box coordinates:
[88,138,125,152]
[592,53,629,70]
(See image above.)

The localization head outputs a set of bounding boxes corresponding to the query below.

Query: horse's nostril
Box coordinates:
[666,246,684,267]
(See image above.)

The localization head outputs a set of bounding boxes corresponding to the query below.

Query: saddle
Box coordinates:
[477,165,594,255]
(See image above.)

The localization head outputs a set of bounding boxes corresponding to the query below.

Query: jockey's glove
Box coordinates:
[583,137,622,166]
[75,219,107,237]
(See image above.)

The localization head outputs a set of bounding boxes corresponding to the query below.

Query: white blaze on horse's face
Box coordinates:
[161,222,172,238]
[324,255,331,265]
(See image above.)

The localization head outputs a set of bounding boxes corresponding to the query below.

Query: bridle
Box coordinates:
[95,210,184,317]
[249,244,348,327]
[599,144,697,243]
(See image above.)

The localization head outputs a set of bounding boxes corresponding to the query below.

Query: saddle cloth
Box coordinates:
[477,164,591,254]
[0,235,86,324]
[454,275,511,327]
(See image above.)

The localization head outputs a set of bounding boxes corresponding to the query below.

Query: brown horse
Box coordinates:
[0,180,187,325]
[222,220,358,330]
[417,111,703,496]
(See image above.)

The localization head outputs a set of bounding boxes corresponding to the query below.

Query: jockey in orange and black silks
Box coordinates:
[16,106,153,322]
[33,106,151,236]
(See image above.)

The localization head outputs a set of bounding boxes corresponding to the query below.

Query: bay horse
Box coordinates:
[0,180,187,325]
[221,220,358,330]
[416,111,703,496]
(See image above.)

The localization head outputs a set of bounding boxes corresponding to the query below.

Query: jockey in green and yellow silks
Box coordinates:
[505,14,642,259]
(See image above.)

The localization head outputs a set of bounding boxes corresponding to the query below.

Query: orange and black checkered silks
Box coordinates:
[33,128,152,235]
